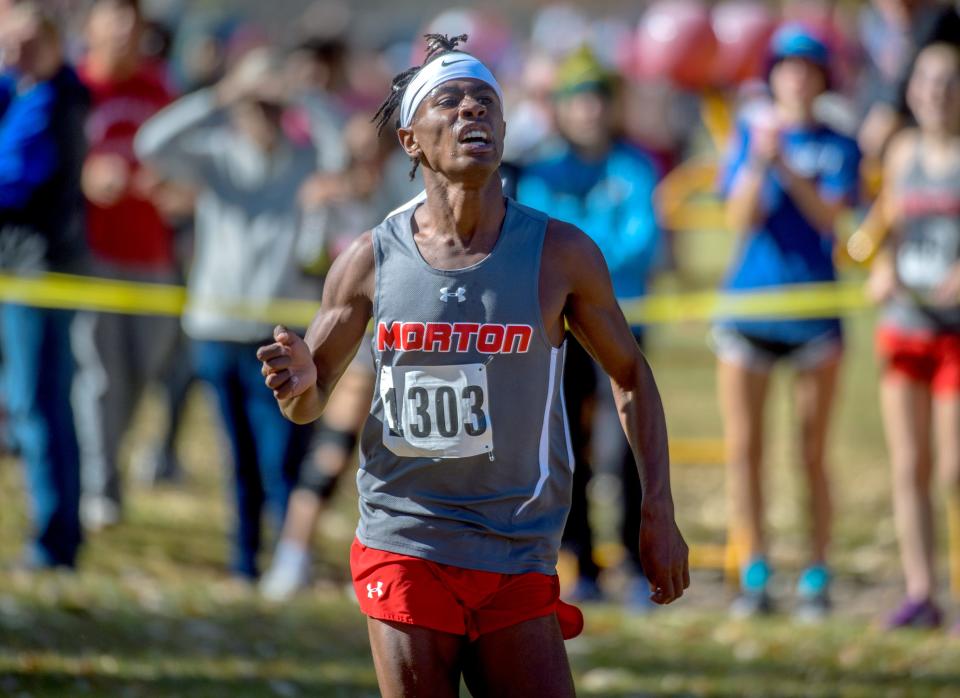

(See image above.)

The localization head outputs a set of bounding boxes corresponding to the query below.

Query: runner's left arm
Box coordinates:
[547,219,690,604]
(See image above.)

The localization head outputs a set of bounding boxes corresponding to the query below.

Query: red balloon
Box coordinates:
[711,1,778,86]
[634,0,717,90]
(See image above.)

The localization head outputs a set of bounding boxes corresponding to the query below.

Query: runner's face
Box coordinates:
[401,78,505,183]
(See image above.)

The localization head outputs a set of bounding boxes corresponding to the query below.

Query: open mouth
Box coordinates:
[458,128,492,146]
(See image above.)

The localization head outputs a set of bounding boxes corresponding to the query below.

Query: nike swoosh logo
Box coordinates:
[440,58,470,67]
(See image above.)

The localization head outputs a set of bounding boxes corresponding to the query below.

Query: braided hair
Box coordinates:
[372,33,469,178]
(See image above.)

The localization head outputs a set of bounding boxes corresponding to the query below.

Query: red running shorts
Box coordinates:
[877,326,960,394]
[349,539,584,641]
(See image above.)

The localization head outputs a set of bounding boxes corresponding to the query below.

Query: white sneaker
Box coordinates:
[259,542,311,602]
[80,495,121,532]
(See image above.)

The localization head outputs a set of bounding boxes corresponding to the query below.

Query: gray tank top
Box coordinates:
[356,197,573,575]
[884,143,960,332]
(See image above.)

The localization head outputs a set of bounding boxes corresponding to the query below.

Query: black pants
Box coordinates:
[560,334,644,580]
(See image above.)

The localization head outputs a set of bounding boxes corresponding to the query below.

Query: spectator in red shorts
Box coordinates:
[867,42,960,634]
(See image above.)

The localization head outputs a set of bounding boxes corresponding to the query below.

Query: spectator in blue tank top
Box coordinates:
[517,47,664,607]
[714,25,861,621]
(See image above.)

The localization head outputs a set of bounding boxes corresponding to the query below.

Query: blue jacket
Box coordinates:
[0,65,89,270]
[516,140,663,301]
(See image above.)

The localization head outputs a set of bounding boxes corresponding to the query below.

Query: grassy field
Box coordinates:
[3,230,960,696]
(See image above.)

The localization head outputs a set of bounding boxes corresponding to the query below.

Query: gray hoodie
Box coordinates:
[135,89,319,342]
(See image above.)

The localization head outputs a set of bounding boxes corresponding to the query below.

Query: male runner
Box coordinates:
[258,34,689,697]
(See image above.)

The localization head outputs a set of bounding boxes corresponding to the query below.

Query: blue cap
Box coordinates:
[766,24,831,88]
[769,24,829,67]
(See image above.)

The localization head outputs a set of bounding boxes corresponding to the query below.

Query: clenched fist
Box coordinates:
[256,325,317,400]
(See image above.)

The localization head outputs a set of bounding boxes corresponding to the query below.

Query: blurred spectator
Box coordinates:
[167,13,230,94]
[0,3,89,568]
[715,26,860,620]
[135,47,318,581]
[283,36,350,172]
[781,0,860,94]
[516,46,664,606]
[296,112,423,269]
[866,43,960,633]
[140,17,174,66]
[858,0,960,174]
[619,79,692,177]
[126,173,198,489]
[260,114,420,600]
[502,50,557,161]
[519,46,664,327]
[71,0,181,530]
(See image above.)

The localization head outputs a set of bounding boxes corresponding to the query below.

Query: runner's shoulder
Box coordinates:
[543,217,607,279]
[325,230,375,301]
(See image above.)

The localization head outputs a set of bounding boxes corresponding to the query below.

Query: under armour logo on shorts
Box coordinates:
[367,581,384,598]
[440,286,466,303]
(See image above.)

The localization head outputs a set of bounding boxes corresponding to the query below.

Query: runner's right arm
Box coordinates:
[258,231,375,424]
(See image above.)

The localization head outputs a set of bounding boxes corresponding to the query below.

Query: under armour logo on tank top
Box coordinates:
[439,286,466,303]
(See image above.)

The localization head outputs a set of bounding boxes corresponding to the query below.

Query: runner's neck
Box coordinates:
[418,175,506,245]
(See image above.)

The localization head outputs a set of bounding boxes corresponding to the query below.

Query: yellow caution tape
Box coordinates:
[0,272,319,327]
[621,280,868,325]
[0,272,186,316]
[0,272,870,326]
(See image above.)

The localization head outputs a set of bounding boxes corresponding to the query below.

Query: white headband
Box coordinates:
[398,53,503,128]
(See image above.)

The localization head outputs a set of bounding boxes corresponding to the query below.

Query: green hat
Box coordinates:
[554,45,615,98]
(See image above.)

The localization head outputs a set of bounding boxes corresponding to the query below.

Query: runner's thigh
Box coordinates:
[464,614,575,698]
[367,618,464,698]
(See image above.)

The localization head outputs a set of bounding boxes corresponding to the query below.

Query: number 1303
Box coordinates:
[384,386,488,439]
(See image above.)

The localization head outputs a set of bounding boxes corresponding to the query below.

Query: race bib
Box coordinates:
[379,363,493,459]
[898,220,960,292]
